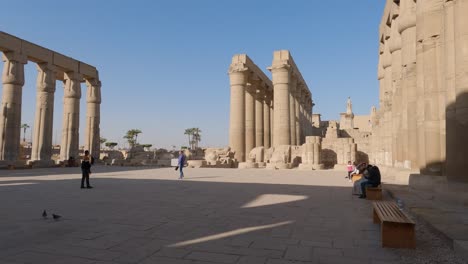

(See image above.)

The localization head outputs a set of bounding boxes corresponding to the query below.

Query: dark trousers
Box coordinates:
[81,169,90,187]
[360,180,379,196]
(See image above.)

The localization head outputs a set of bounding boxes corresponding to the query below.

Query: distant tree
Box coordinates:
[21,124,30,142]
[192,128,202,148]
[123,129,142,148]
[184,128,194,149]
[141,144,153,151]
[105,142,118,150]
[100,137,107,149]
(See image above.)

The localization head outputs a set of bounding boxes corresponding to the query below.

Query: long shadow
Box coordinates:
[0,172,389,263]
[0,165,167,178]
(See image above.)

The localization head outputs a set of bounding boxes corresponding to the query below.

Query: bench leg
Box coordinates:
[381,222,415,248]
[373,209,380,224]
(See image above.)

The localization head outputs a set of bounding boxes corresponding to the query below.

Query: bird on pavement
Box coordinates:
[42,210,47,219]
[52,214,62,220]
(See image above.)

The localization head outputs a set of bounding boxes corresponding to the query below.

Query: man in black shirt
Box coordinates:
[359,165,381,199]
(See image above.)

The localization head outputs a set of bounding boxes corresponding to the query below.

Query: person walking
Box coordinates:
[81,150,93,189]
[177,150,186,179]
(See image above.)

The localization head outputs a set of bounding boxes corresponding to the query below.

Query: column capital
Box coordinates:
[36,62,57,93]
[268,64,291,85]
[85,78,102,104]
[63,71,82,99]
[2,51,27,85]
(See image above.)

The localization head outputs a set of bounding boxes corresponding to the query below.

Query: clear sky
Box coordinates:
[1,0,384,149]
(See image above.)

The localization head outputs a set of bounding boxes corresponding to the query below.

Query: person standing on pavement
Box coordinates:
[177,150,186,179]
[81,150,93,189]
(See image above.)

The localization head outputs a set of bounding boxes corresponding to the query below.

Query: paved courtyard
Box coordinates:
[0,167,464,264]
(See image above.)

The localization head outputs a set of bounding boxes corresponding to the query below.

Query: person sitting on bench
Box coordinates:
[359,165,381,199]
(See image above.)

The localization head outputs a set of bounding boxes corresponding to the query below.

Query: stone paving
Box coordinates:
[0,166,464,264]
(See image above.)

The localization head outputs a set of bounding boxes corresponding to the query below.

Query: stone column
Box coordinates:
[289,76,297,145]
[389,13,403,167]
[0,51,27,162]
[399,0,418,169]
[31,63,56,163]
[263,92,271,148]
[270,65,291,146]
[299,97,305,142]
[270,99,274,147]
[382,39,393,167]
[85,78,102,159]
[60,72,82,162]
[255,86,264,147]
[245,82,256,155]
[447,0,468,181]
[229,70,247,162]
[418,0,445,175]
[295,86,302,145]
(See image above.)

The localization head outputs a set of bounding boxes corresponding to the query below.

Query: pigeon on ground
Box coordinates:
[52,214,62,220]
[42,210,47,218]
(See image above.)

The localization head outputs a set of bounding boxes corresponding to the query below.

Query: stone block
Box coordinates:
[54,53,79,72]
[22,42,53,63]
[0,31,21,52]
[79,62,98,79]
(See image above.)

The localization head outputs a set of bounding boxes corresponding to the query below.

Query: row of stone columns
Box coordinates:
[269,51,313,148]
[229,67,273,162]
[374,0,468,181]
[0,50,102,165]
[228,52,313,163]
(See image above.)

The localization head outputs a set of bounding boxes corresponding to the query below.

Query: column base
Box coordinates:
[27,160,56,168]
[298,163,325,170]
[333,164,348,171]
[238,162,259,169]
[265,163,292,170]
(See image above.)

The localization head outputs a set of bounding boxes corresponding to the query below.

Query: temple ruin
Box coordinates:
[228,51,314,169]
[371,0,468,183]
[0,31,101,167]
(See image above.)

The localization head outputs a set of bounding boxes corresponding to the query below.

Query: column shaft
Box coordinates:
[263,93,271,148]
[289,77,297,145]
[245,83,256,155]
[31,63,56,161]
[271,67,291,146]
[400,0,418,169]
[85,79,102,159]
[0,52,26,161]
[295,88,302,145]
[255,88,264,147]
[420,0,445,175]
[448,0,468,180]
[60,72,82,161]
[229,71,247,162]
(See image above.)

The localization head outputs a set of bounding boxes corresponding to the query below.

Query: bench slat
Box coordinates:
[373,201,414,224]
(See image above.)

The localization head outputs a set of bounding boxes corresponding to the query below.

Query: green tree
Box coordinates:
[192,128,201,148]
[21,123,30,142]
[123,129,142,148]
[105,142,118,150]
[184,128,194,149]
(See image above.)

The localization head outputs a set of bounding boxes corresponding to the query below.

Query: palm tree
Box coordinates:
[21,124,30,142]
[184,128,194,149]
[192,128,202,148]
[131,129,142,145]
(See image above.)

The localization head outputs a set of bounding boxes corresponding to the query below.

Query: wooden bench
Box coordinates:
[366,184,382,200]
[372,201,415,248]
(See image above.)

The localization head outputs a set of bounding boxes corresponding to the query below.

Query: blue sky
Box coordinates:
[0,0,384,149]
